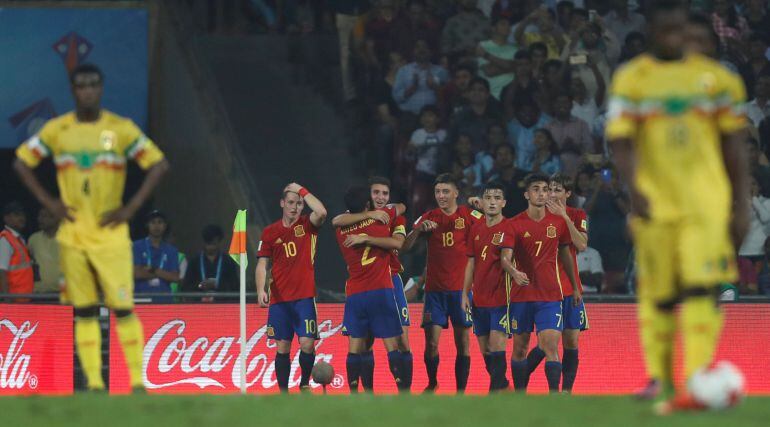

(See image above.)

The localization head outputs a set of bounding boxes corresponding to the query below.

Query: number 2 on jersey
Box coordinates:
[361,246,376,266]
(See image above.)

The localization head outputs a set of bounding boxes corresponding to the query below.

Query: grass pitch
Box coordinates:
[2,394,768,427]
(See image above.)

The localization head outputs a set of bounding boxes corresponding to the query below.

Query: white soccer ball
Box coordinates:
[688,360,745,410]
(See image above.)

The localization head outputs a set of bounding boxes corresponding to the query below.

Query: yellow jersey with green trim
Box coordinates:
[16,110,164,249]
[605,53,747,222]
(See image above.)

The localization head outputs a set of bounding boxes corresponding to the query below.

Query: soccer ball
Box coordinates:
[312,361,334,385]
[687,361,745,409]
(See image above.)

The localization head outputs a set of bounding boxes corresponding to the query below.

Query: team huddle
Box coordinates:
[256,172,588,394]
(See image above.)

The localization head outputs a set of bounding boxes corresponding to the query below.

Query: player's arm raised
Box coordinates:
[461,258,474,313]
[546,199,588,251]
[254,257,270,307]
[102,159,170,227]
[286,183,327,227]
[500,248,529,285]
[558,245,581,306]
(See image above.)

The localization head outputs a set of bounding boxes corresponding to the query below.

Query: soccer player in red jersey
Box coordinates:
[461,181,529,391]
[332,176,412,391]
[335,186,410,392]
[402,173,483,393]
[255,182,327,393]
[508,173,581,393]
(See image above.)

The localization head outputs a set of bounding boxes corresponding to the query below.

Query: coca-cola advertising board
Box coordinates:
[109,303,770,395]
[0,305,73,395]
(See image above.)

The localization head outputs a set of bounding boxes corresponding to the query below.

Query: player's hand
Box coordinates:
[257,291,269,308]
[461,292,471,314]
[418,220,438,232]
[344,234,369,247]
[42,197,75,222]
[100,206,136,228]
[468,197,482,210]
[367,210,391,224]
[198,278,217,291]
[546,199,567,218]
[572,288,583,306]
[511,269,529,286]
[284,182,303,194]
[629,187,650,219]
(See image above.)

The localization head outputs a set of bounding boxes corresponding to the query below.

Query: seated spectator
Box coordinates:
[529,42,549,80]
[28,207,60,293]
[584,167,631,294]
[447,133,481,200]
[392,39,449,115]
[545,92,595,177]
[538,58,569,114]
[618,31,646,63]
[710,0,749,51]
[531,128,561,175]
[508,97,551,171]
[737,176,770,294]
[182,224,240,296]
[747,75,770,129]
[577,245,604,293]
[603,0,646,45]
[439,62,475,121]
[133,210,180,302]
[486,144,528,216]
[570,59,605,125]
[448,77,503,153]
[743,0,770,44]
[512,6,567,59]
[739,36,770,101]
[561,22,616,102]
[477,16,517,100]
[486,122,507,159]
[441,0,491,63]
[392,0,442,57]
[409,106,448,186]
[501,50,542,119]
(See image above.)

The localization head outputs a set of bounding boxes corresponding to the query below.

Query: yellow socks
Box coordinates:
[116,313,146,388]
[638,299,676,387]
[75,317,104,390]
[682,295,723,379]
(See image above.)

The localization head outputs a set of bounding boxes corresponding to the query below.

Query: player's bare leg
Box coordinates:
[298,337,316,392]
[423,325,442,392]
[562,329,580,393]
[275,339,293,393]
[510,332,531,392]
[538,329,562,393]
[453,326,471,393]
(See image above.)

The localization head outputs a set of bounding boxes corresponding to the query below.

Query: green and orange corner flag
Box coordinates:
[228,210,247,267]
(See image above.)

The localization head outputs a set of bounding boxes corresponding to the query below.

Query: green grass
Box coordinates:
[3,394,769,427]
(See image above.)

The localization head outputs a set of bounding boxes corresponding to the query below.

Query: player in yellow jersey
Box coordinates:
[607,1,750,412]
[13,64,169,392]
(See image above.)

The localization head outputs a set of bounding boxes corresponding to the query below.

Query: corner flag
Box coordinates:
[228,209,247,267]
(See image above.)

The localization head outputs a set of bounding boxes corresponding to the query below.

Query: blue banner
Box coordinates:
[0,7,148,148]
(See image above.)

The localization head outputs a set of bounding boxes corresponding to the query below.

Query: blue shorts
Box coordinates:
[422,290,473,329]
[563,296,589,331]
[343,288,403,339]
[267,297,318,341]
[509,301,564,334]
[392,274,410,326]
[471,305,510,337]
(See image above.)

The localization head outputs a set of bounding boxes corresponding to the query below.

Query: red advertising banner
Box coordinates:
[109,303,770,395]
[0,305,73,395]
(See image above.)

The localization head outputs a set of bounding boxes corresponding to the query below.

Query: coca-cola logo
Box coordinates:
[0,320,38,390]
[142,319,344,390]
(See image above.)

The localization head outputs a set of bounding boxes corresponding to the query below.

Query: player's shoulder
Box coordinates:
[613,54,651,80]
[566,206,586,219]
[100,109,134,126]
[458,205,483,219]
[261,220,282,238]
[39,112,76,134]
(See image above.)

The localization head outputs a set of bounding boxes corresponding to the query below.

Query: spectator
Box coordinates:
[491,0,526,23]
[545,92,595,177]
[0,202,33,299]
[438,62,475,120]
[331,0,372,102]
[618,31,646,63]
[538,58,569,113]
[182,224,240,296]
[486,122,508,158]
[27,207,60,293]
[531,128,562,175]
[686,11,740,72]
[739,35,770,101]
[529,42,549,80]
[392,39,449,115]
[487,144,528,216]
[556,1,575,32]
[392,0,442,57]
[603,0,646,45]
[508,97,551,171]
[501,50,541,119]
[570,63,604,126]
[372,50,406,178]
[743,0,770,44]
[512,6,567,59]
[448,77,503,153]
[746,138,770,196]
[710,0,749,50]
[737,175,770,294]
[447,133,481,199]
[441,0,491,63]
[572,167,594,208]
[133,210,180,301]
[356,0,398,73]
[584,167,631,294]
[476,16,517,99]
[577,245,604,293]
[748,75,770,129]
[561,22,616,101]
[409,105,448,186]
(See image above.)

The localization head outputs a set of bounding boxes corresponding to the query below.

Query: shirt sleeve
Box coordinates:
[15,121,56,169]
[122,120,165,170]
[0,238,12,270]
[559,218,571,245]
[605,64,639,141]
[392,216,407,237]
[257,229,273,258]
[715,68,748,134]
[501,228,515,250]
[575,210,588,234]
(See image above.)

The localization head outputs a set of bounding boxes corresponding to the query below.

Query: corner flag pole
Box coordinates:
[229,210,248,395]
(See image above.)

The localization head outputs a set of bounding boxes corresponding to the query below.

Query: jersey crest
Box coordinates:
[100,130,117,150]
[294,225,305,237]
[455,218,465,229]
[492,232,503,245]
[546,225,557,239]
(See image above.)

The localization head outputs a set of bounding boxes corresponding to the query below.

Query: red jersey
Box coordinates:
[336,209,396,296]
[414,205,483,292]
[257,215,318,303]
[466,219,514,307]
[559,207,587,296]
[389,215,407,274]
[509,211,571,302]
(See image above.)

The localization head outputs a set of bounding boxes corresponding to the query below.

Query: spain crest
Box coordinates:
[455,218,465,229]
[546,225,557,238]
[267,326,275,337]
[492,232,503,245]
[294,225,305,237]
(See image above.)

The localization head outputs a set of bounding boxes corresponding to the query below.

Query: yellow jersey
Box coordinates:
[16,110,164,249]
[605,53,747,222]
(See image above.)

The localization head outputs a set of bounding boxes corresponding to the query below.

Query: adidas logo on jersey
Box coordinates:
[523,232,531,238]
[276,238,283,244]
